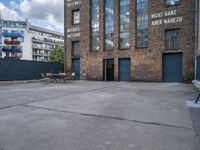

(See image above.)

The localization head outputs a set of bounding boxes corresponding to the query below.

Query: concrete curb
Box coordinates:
[186,101,200,108]
[0,80,41,86]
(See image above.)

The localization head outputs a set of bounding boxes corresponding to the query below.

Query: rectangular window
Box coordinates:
[20,31,24,42]
[119,0,130,49]
[166,0,181,6]
[104,0,114,50]
[11,30,17,33]
[91,0,100,51]
[136,0,148,48]
[72,41,80,57]
[72,10,80,25]
[165,29,180,49]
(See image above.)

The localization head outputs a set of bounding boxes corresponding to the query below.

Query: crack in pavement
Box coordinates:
[0,82,193,131]
[0,83,122,110]
[20,104,193,131]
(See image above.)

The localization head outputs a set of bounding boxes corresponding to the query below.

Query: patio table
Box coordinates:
[51,73,67,82]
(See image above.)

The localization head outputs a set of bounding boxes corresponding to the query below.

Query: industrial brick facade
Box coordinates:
[64,0,196,82]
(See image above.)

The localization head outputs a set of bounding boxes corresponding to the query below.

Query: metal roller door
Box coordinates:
[119,58,131,81]
[72,59,80,80]
[163,53,182,83]
[197,56,200,80]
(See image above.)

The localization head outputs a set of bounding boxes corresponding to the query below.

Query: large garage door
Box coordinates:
[163,53,182,83]
[119,58,131,81]
[72,59,80,80]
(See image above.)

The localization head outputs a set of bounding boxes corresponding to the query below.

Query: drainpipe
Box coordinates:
[64,0,67,73]
[104,60,107,81]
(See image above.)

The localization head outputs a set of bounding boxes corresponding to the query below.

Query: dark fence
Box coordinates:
[197,56,200,81]
[0,59,64,81]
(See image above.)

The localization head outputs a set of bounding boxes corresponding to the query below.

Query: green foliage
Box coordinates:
[49,45,64,63]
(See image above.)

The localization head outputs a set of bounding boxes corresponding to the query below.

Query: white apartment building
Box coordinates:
[0,15,64,61]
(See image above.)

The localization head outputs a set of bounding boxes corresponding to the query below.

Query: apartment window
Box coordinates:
[20,31,24,42]
[72,10,80,25]
[165,29,180,49]
[136,0,148,48]
[72,41,80,57]
[104,0,114,50]
[166,0,181,6]
[11,30,17,33]
[119,0,130,49]
[91,0,100,51]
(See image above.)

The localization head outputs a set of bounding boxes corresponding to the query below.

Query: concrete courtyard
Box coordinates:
[0,81,199,150]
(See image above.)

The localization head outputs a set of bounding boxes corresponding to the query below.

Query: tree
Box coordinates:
[49,45,64,63]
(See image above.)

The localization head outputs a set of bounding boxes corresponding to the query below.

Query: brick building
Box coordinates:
[64,0,196,82]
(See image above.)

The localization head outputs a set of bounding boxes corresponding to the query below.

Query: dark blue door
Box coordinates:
[103,59,114,81]
[119,59,131,81]
[163,53,182,83]
[197,56,200,81]
[72,59,80,80]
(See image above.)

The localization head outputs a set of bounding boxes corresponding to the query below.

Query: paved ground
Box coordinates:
[0,81,199,150]
[190,107,200,136]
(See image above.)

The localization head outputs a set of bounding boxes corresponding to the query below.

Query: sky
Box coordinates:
[0,0,64,33]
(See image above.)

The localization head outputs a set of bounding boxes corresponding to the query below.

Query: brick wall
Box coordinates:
[64,0,196,82]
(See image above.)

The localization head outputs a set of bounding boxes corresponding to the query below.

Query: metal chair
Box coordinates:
[63,72,76,82]
[46,73,52,79]
[192,80,200,104]
[40,73,50,82]
[71,73,75,80]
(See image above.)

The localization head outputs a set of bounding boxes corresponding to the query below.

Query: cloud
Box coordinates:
[0,2,22,21]
[10,0,20,10]
[19,0,64,32]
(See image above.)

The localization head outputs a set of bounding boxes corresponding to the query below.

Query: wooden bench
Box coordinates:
[192,80,200,103]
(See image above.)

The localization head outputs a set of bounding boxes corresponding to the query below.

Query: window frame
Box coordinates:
[165,0,181,7]
[119,0,131,50]
[165,29,180,50]
[90,0,100,52]
[72,41,80,57]
[136,0,149,49]
[72,9,80,25]
[104,0,115,51]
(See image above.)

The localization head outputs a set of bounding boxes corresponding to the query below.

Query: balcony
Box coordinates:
[32,52,44,56]
[32,45,53,51]
[32,37,64,45]
[2,48,22,53]
[4,40,20,45]
[43,53,49,56]
[2,32,23,38]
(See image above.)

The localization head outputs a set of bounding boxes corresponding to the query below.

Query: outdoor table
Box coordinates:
[43,72,74,83]
[51,73,66,82]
